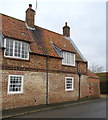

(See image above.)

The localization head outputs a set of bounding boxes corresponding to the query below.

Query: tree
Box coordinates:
[89,63,104,73]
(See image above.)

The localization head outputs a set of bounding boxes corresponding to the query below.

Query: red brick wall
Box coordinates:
[2,52,87,74]
[1,51,100,110]
[2,70,79,109]
[87,78,100,97]
[0,49,2,110]
[2,70,46,109]
[48,73,79,104]
[2,54,46,70]
[77,62,87,74]
[80,75,88,98]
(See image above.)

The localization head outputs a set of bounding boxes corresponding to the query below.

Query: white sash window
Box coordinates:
[65,77,74,91]
[62,51,75,66]
[4,38,29,60]
[8,75,24,94]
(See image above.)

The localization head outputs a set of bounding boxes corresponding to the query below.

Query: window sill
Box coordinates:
[3,56,30,61]
[62,63,75,67]
[65,89,74,91]
[7,92,23,94]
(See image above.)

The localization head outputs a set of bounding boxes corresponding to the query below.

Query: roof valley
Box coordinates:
[30,28,48,55]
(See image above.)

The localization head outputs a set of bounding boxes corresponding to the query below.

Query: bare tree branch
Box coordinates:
[89,63,104,73]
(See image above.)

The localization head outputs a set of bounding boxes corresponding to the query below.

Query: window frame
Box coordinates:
[65,77,74,91]
[8,75,24,94]
[4,38,29,60]
[62,51,75,66]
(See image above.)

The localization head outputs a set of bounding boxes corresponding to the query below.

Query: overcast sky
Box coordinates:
[0,0,106,71]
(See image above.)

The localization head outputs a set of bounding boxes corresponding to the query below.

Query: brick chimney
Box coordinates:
[25,4,35,28]
[63,22,70,37]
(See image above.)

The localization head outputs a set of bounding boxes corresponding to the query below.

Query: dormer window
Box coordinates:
[62,51,75,66]
[52,43,62,57]
[4,38,29,60]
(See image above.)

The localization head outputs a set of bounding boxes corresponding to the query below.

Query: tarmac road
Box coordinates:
[14,99,107,118]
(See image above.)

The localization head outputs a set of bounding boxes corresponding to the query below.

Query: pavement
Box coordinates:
[1,96,107,119]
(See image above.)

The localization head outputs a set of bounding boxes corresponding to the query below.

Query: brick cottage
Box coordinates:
[0,4,100,110]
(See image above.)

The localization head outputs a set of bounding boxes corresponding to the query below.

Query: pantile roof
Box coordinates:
[87,70,100,79]
[1,13,84,61]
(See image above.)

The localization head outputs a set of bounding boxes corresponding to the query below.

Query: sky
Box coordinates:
[0,0,106,72]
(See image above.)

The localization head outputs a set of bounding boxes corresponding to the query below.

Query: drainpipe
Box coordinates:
[78,73,81,100]
[77,61,81,100]
[46,55,49,105]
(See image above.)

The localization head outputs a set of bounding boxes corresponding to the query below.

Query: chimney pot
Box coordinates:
[65,22,67,26]
[29,4,32,9]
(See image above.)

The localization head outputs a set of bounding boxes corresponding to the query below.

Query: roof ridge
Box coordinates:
[35,25,64,37]
[1,13,24,23]
[1,13,64,37]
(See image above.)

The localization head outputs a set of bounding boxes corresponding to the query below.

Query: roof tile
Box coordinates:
[1,13,84,61]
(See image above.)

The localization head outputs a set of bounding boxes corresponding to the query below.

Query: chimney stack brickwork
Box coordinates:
[26,4,35,28]
[63,22,70,37]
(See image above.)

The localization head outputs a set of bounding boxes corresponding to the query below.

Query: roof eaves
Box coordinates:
[3,35,31,43]
[30,51,62,59]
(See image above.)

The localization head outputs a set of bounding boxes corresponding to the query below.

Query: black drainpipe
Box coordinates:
[78,73,81,100]
[46,55,49,105]
[77,61,81,100]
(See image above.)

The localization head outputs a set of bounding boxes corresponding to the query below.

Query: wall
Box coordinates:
[2,70,46,109]
[2,54,78,74]
[77,62,87,74]
[2,70,80,110]
[1,52,100,110]
[87,78,100,97]
[80,75,88,98]
[48,73,79,104]
[0,49,2,110]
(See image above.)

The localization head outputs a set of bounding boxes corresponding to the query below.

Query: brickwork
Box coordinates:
[48,73,78,104]
[2,70,46,109]
[77,62,87,74]
[26,6,35,28]
[2,70,80,110]
[0,49,2,111]
[1,52,100,110]
[0,12,2,112]
[3,54,46,70]
[63,22,70,37]
[2,68,100,110]
[80,75,88,98]
[3,54,78,74]
[87,78,100,97]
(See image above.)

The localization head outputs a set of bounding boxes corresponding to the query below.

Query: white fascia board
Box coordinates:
[65,37,87,62]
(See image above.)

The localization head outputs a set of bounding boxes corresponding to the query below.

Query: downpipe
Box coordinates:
[46,55,49,105]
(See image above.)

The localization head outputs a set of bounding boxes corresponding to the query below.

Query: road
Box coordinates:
[14,99,106,118]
